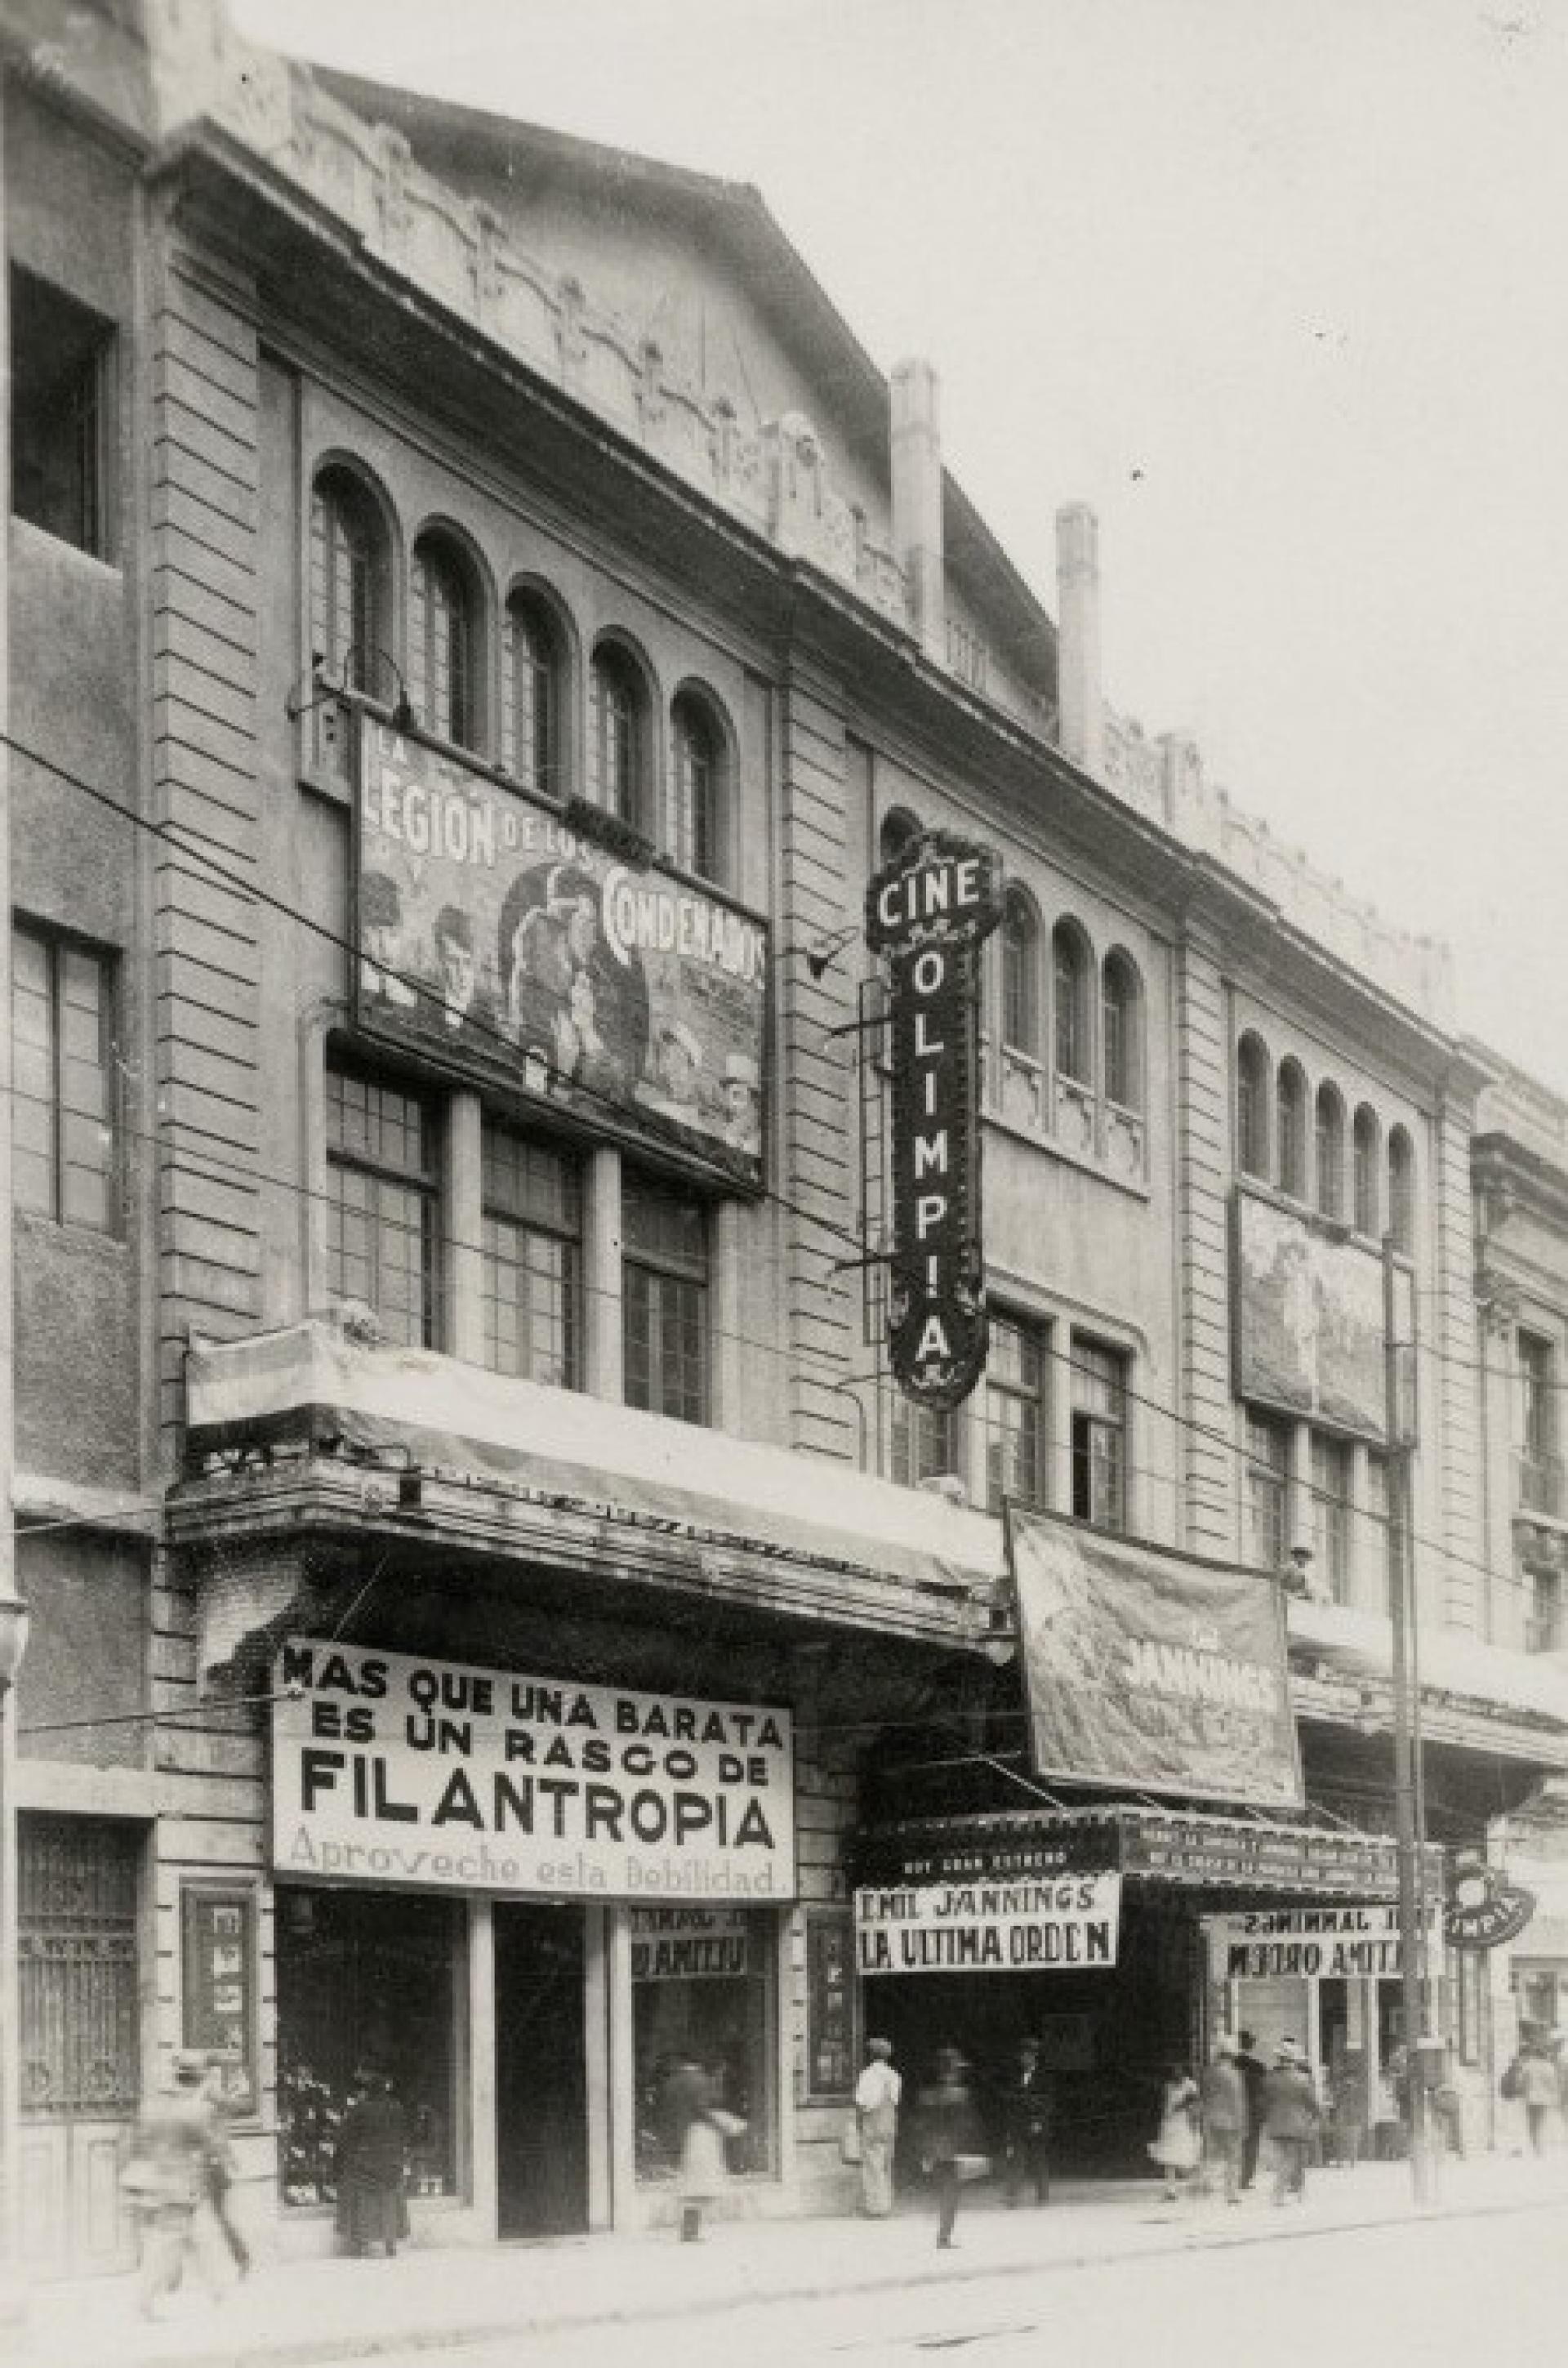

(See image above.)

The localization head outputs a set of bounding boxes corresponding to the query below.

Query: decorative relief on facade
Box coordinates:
[1055,1074,1098,1158]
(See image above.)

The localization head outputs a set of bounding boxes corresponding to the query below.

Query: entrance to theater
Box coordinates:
[495,1902,587,2236]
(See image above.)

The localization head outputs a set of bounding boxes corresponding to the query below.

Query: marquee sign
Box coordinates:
[1205,1902,1441,1983]
[865,829,1002,1408]
[270,1639,795,1905]
[854,1874,1122,1976]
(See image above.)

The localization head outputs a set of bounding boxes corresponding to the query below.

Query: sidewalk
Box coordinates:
[19,2152,1568,2368]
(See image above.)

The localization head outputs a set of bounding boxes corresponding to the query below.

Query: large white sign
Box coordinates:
[1207,1902,1441,1983]
[854,1875,1122,1977]
[271,1639,795,1905]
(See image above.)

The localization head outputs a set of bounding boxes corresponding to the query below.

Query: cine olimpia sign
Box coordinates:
[866,830,1002,1409]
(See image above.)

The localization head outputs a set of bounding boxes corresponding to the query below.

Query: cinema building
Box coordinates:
[8,1,1568,2281]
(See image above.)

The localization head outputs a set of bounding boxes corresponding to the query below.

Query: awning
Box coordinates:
[856,1802,1446,1899]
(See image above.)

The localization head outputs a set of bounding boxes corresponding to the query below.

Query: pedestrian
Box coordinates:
[121,2049,225,2321]
[666,2057,745,2241]
[1501,2030,1558,2156]
[911,2045,987,2250]
[1200,2037,1247,2205]
[999,2038,1054,2206]
[334,2067,410,2257]
[1261,2037,1321,2205]
[853,2036,902,2219]
[1234,2028,1268,2189]
[200,2062,252,2277]
[1149,2062,1201,2203]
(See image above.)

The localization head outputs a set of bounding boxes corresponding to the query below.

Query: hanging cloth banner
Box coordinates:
[1007,1506,1303,1810]
[854,1874,1122,1976]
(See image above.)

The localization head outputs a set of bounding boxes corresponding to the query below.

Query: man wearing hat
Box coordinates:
[1200,2036,1248,2205]
[853,2036,902,2218]
[1260,2036,1321,2206]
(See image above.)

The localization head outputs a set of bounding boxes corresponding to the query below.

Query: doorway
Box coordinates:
[494,1902,587,2237]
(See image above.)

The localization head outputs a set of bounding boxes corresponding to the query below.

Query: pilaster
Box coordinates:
[1174,920,1236,1553]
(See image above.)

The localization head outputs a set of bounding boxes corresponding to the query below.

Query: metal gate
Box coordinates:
[16,1814,143,2277]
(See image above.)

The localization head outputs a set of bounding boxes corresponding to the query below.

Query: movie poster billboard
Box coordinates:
[354,723,768,1188]
[1233,1191,1414,1441]
[1007,1506,1303,1810]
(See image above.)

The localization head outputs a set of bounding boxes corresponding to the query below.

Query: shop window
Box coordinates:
[1310,1432,1352,1603]
[1000,891,1040,1059]
[1102,950,1143,1113]
[1365,1451,1399,1615]
[623,1170,708,1423]
[1315,1083,1345,1220]
[632,1906,776,2182]
[1070,1336,1126,1532]
[1388,1126,1415,1255]
[1244,1410,1290,1571]
[325,1064,439,1348]
[501,590,565,797]
[410,533,482,751]
[670,691,728,885]
[11,924,117,1232]
[480,1125,581,1386]
[1052,921,1092,1086]
[984,1311,1047,1513]
[275,1888,463,2205]
[11,268,114,559]
[1276,1059,1307,1198]
[590,642,648,829]
[888,1392,956,1491]
[1351,1104,1380,1236]
[310,466,391,778]
[1236,1032,1271,1180]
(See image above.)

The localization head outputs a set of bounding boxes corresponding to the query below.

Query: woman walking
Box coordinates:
[1150,2062,1201,2203]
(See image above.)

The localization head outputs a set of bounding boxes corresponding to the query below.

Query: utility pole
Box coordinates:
[1383,1234,1434,2206]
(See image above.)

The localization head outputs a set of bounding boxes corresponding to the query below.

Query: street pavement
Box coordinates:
[16,2149,1568,2368]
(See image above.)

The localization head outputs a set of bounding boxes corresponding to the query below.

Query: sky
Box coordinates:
[232,0,1568,1093]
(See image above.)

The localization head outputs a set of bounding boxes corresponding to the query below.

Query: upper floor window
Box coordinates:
[622,1171,707,1424]
[325,1064,438,1349]
[1244,1411,1290,1571]
[1236,1033,1271,1180]
[1387,1126,1415,1255]
[1365,1451,1399,1616]
[670,692,728,885]
[1276,1059,1308,1198]
[1518,1331,1557,1513]
[1053,922,1092,1086]
[1352,1104,1380,1237]
[11,268,114,559]
[11,924,116,1231]
[481,1126,581,1388]
[410,533,482,751]
[1310,1431,1352,1603]
[310,466,391,780]
[591,643,649,829]
[889,1395,956,1492]
[1071,1336,1126,1532]
[1102,951,1143,1113]
[1000,892,1041,1059]
[502,591,564,798]
[1315,1083,1345,1220]
[984,1312,1048,1514]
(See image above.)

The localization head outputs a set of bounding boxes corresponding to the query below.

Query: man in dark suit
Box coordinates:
[1236,2028,1268,2190]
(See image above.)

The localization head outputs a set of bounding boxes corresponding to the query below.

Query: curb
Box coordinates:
[23,2182,1568,2368]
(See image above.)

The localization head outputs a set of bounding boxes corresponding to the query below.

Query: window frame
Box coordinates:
[1314,1081,1346,1221]
[1101,949,1143,1114]
[669,688,730,886]
[10,265,115,562]
[1244,1409,1290,1572]
[1236,1033,1272,1180]
[590,641,652,832]
[1387,1126,1416,1256]
[323,1062,441,1349]
[1070,1335,1128,1532]
[1309,1430,1353,1604]
[621,1170,710,1425]
[983,1309,1049,1514]
[1276,1059,1308,1199]
[479,1123,584,1389]
[11,921,118,1233]
[1052,921,1093,1088]
[1000,890,1042,1061]
[410,529,484,754]
[1352,1104,1381,1238]
[502,587,567,800]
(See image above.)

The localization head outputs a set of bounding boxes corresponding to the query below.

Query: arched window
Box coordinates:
[1000,890,1040,1058]
[670,692,728,884]
[1053,921,1091,1085]
[1276,1059,1308,1198]
[410,532,481,750]
[1353,1104,1380,1236]
[879,807,921,866]
[1315,1082,1346,1219]
[310,466,390,779]
[1236,1033,1271,1180]
[502,590,564,797]
[1102,951,1143,1113]
[1388,1126,1415,1255]
[590,642,648,827]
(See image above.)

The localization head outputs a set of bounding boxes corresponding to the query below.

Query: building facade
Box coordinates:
[5,0,1568,2281]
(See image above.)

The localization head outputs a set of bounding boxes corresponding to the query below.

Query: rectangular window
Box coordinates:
[622,1171,708,1423]
[1244,1411,1290,1571]
[984,1312,1047,1513]
[1365,1451,1400,1616]
[480,1126,581,1387]
[1310,1432,1352,1603]
[325,1066,439,1348]
[11,925,116,1230]
[1518,1331,1558,1514]
[888,1393,956,1491]
[11,268,114,558]
[631,1906,777,2181]
[1070,1337,1126,1532]
[1527,1567,1563,1656]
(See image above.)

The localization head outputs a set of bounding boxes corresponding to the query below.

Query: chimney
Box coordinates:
[891,358,945,662]
[1055,502,1104,774]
